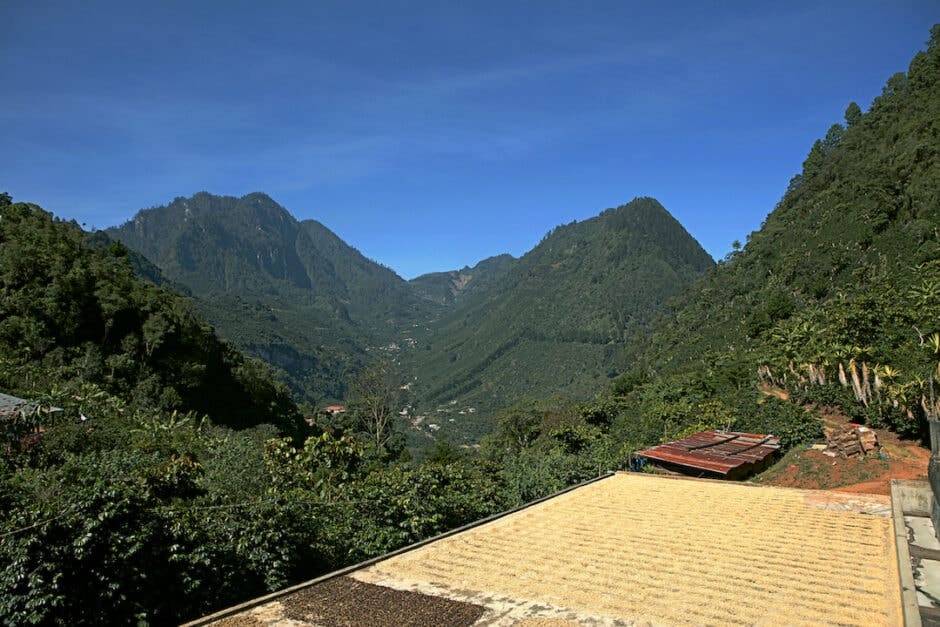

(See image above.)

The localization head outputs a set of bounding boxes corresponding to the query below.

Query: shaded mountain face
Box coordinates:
[298,218,439,329]
[398,197,715,442]
[0,197,304,435]
[110,192,322,293]
[109,192,425,323]
[108,192,437,403]
[109,192,713,443]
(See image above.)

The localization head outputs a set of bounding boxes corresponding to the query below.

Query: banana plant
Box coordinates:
[909,280,940,309]
[925,332,940,377]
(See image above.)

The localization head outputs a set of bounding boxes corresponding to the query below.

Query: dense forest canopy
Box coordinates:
[397,196,715,441]
[111,192,716,443]
[634,23,940,440]
[107,192,439,405]
[0,198,303,435]
[0,195,507,622]
[0,23,938,626]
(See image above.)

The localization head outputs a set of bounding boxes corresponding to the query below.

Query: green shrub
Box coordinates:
[737,396,823,449]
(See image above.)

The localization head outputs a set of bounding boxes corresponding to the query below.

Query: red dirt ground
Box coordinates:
[754,404,929,495]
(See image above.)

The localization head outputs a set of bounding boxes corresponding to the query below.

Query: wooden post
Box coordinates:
[928,376,940,542]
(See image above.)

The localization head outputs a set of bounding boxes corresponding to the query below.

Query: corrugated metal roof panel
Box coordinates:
[636,430,781,478]
[0,392,31,420]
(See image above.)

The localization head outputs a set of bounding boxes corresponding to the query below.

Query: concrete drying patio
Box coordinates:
[201,473,902,626]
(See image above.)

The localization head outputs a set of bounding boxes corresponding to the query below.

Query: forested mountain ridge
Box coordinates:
[109,192,327,294]
[298,218,433,326]
[0,195,304,434]
[409,254,517,306]
[100,25,940,447]
[0,193,507,623]
[4,23,939,627]
[0,191,716,623]
[398,197,715,441]
[604,25,940,445]
[108,192,713,439]
[107,192,439,403]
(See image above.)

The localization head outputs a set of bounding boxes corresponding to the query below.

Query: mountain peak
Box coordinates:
[399,197,715,439]
[107,192,440,403]
[109,191,714,438]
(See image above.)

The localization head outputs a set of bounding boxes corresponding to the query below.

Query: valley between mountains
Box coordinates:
[1,24,938,625]
[107,194,713,443]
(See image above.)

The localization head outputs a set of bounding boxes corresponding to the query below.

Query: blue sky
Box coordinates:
[2,1,936,278]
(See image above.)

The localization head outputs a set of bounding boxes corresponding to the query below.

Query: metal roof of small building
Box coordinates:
[636,429,781,478]
[0,393,31,419]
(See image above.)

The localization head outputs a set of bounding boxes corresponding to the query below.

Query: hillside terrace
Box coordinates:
[190,472,905,626]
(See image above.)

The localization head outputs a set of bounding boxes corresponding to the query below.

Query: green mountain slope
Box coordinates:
[297,218,439,329]
[110,192,713,443]
[108,192,437,403]
[612,26,940,444]
[0,194,303,434]
[399,198,715,441]
[0,194,503,625]
[4,27,940,626]
[409,254,516,306]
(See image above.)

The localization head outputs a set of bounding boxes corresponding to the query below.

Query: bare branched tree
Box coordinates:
[349,360,398,452]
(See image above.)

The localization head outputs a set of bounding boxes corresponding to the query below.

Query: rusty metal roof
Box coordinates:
[636,430,781,478]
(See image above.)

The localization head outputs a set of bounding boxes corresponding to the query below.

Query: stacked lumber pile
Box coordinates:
[826,425,879,458]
